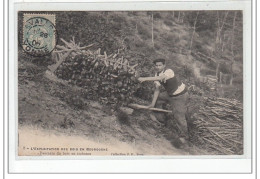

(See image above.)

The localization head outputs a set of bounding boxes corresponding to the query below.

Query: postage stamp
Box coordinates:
[22,14,56,56]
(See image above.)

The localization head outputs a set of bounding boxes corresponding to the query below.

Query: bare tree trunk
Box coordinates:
[221,42,225,52]
[215,11,229,51]
[152,12,154,47]
[189,11,199,51]
[230,11,237,85]
[216,63,220,81]
[103,11,109,23]
[178,11,181,22]
[216,11,220,44]
[231,12,237,57]
[219,72,223,84]
[181,12,185,23]
[134,23,138,44]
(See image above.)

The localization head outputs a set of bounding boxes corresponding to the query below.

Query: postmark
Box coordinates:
[22,14,57,56]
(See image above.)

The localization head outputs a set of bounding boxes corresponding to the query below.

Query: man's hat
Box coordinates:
[153,58,166,64]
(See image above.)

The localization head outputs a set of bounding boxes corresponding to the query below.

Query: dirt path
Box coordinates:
[18,126,188,156]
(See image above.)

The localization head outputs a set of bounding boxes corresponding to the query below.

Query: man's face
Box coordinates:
[155,62,165,72]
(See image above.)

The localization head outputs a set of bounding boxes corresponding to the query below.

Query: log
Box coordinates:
[128,103,172,113]
[56,45,68,50]
[113,54,118,58]
[48,50,73,72]
[61,38,75,49]
[190,96,243,155]
[75,44,94,50]
[55,43,94,53]
[202,137,234,155]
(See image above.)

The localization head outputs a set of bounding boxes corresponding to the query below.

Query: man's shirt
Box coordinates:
[154,68,186,96]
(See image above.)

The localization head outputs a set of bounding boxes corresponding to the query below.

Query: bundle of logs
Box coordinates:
[51,37,139,105]
[189,97,243,155]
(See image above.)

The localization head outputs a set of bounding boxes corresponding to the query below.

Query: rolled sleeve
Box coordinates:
[164,69,174,80]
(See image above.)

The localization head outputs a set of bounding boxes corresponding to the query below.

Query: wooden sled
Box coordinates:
[128,103,172,113]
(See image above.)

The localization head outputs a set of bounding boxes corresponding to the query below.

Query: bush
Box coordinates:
[208,60,217,69]
[232,75,243,85]
[200,68,216,76]
[134,38,145,48]
[161,33,179,46]
[216,84,243,101]
[138,25,151,40]
[183,65,194,79]
[219,63,232,74]
[164,20,173,26]
[154,43,161,50]
[153,12,162,19]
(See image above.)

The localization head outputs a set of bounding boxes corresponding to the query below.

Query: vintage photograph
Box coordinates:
[18,11,243,156]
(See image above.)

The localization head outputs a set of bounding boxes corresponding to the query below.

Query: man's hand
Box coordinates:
[138,77,146,83]
[154,81,160,88]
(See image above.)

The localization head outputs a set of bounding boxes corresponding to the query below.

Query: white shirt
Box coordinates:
[154,69,175,87]
[154,69,186,95]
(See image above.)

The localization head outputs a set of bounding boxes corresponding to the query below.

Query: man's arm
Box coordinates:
[138,69,174,83]
[138,75,166,83]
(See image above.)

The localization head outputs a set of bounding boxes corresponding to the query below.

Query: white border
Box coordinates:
[8,0,253,174]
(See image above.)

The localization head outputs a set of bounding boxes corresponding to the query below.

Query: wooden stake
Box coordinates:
[129,103,172,113]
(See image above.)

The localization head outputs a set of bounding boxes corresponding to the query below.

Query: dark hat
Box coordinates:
[153,58,166,64]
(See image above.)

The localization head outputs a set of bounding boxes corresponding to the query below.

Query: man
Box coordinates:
[138,58,189,144]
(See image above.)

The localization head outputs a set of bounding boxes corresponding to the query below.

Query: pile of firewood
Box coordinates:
[51,38,139,105]
[189,97,243,155]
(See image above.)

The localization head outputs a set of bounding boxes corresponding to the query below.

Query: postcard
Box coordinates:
[7,0,253,174]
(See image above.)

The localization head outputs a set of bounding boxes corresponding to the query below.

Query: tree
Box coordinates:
[229,11,237,85]
[215,11,229,52]
[189,11,199,51]
[178,11,181,22]
[151,12,154,47]
[177,11,185,23]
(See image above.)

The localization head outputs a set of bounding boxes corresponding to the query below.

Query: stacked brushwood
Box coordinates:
[52,38,139,106]
[189,97,243,155]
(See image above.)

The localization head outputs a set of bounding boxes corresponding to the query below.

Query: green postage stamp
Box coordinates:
[22,14,56,56]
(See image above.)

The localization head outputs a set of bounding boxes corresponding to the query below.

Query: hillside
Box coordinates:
[18,11,243,155]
